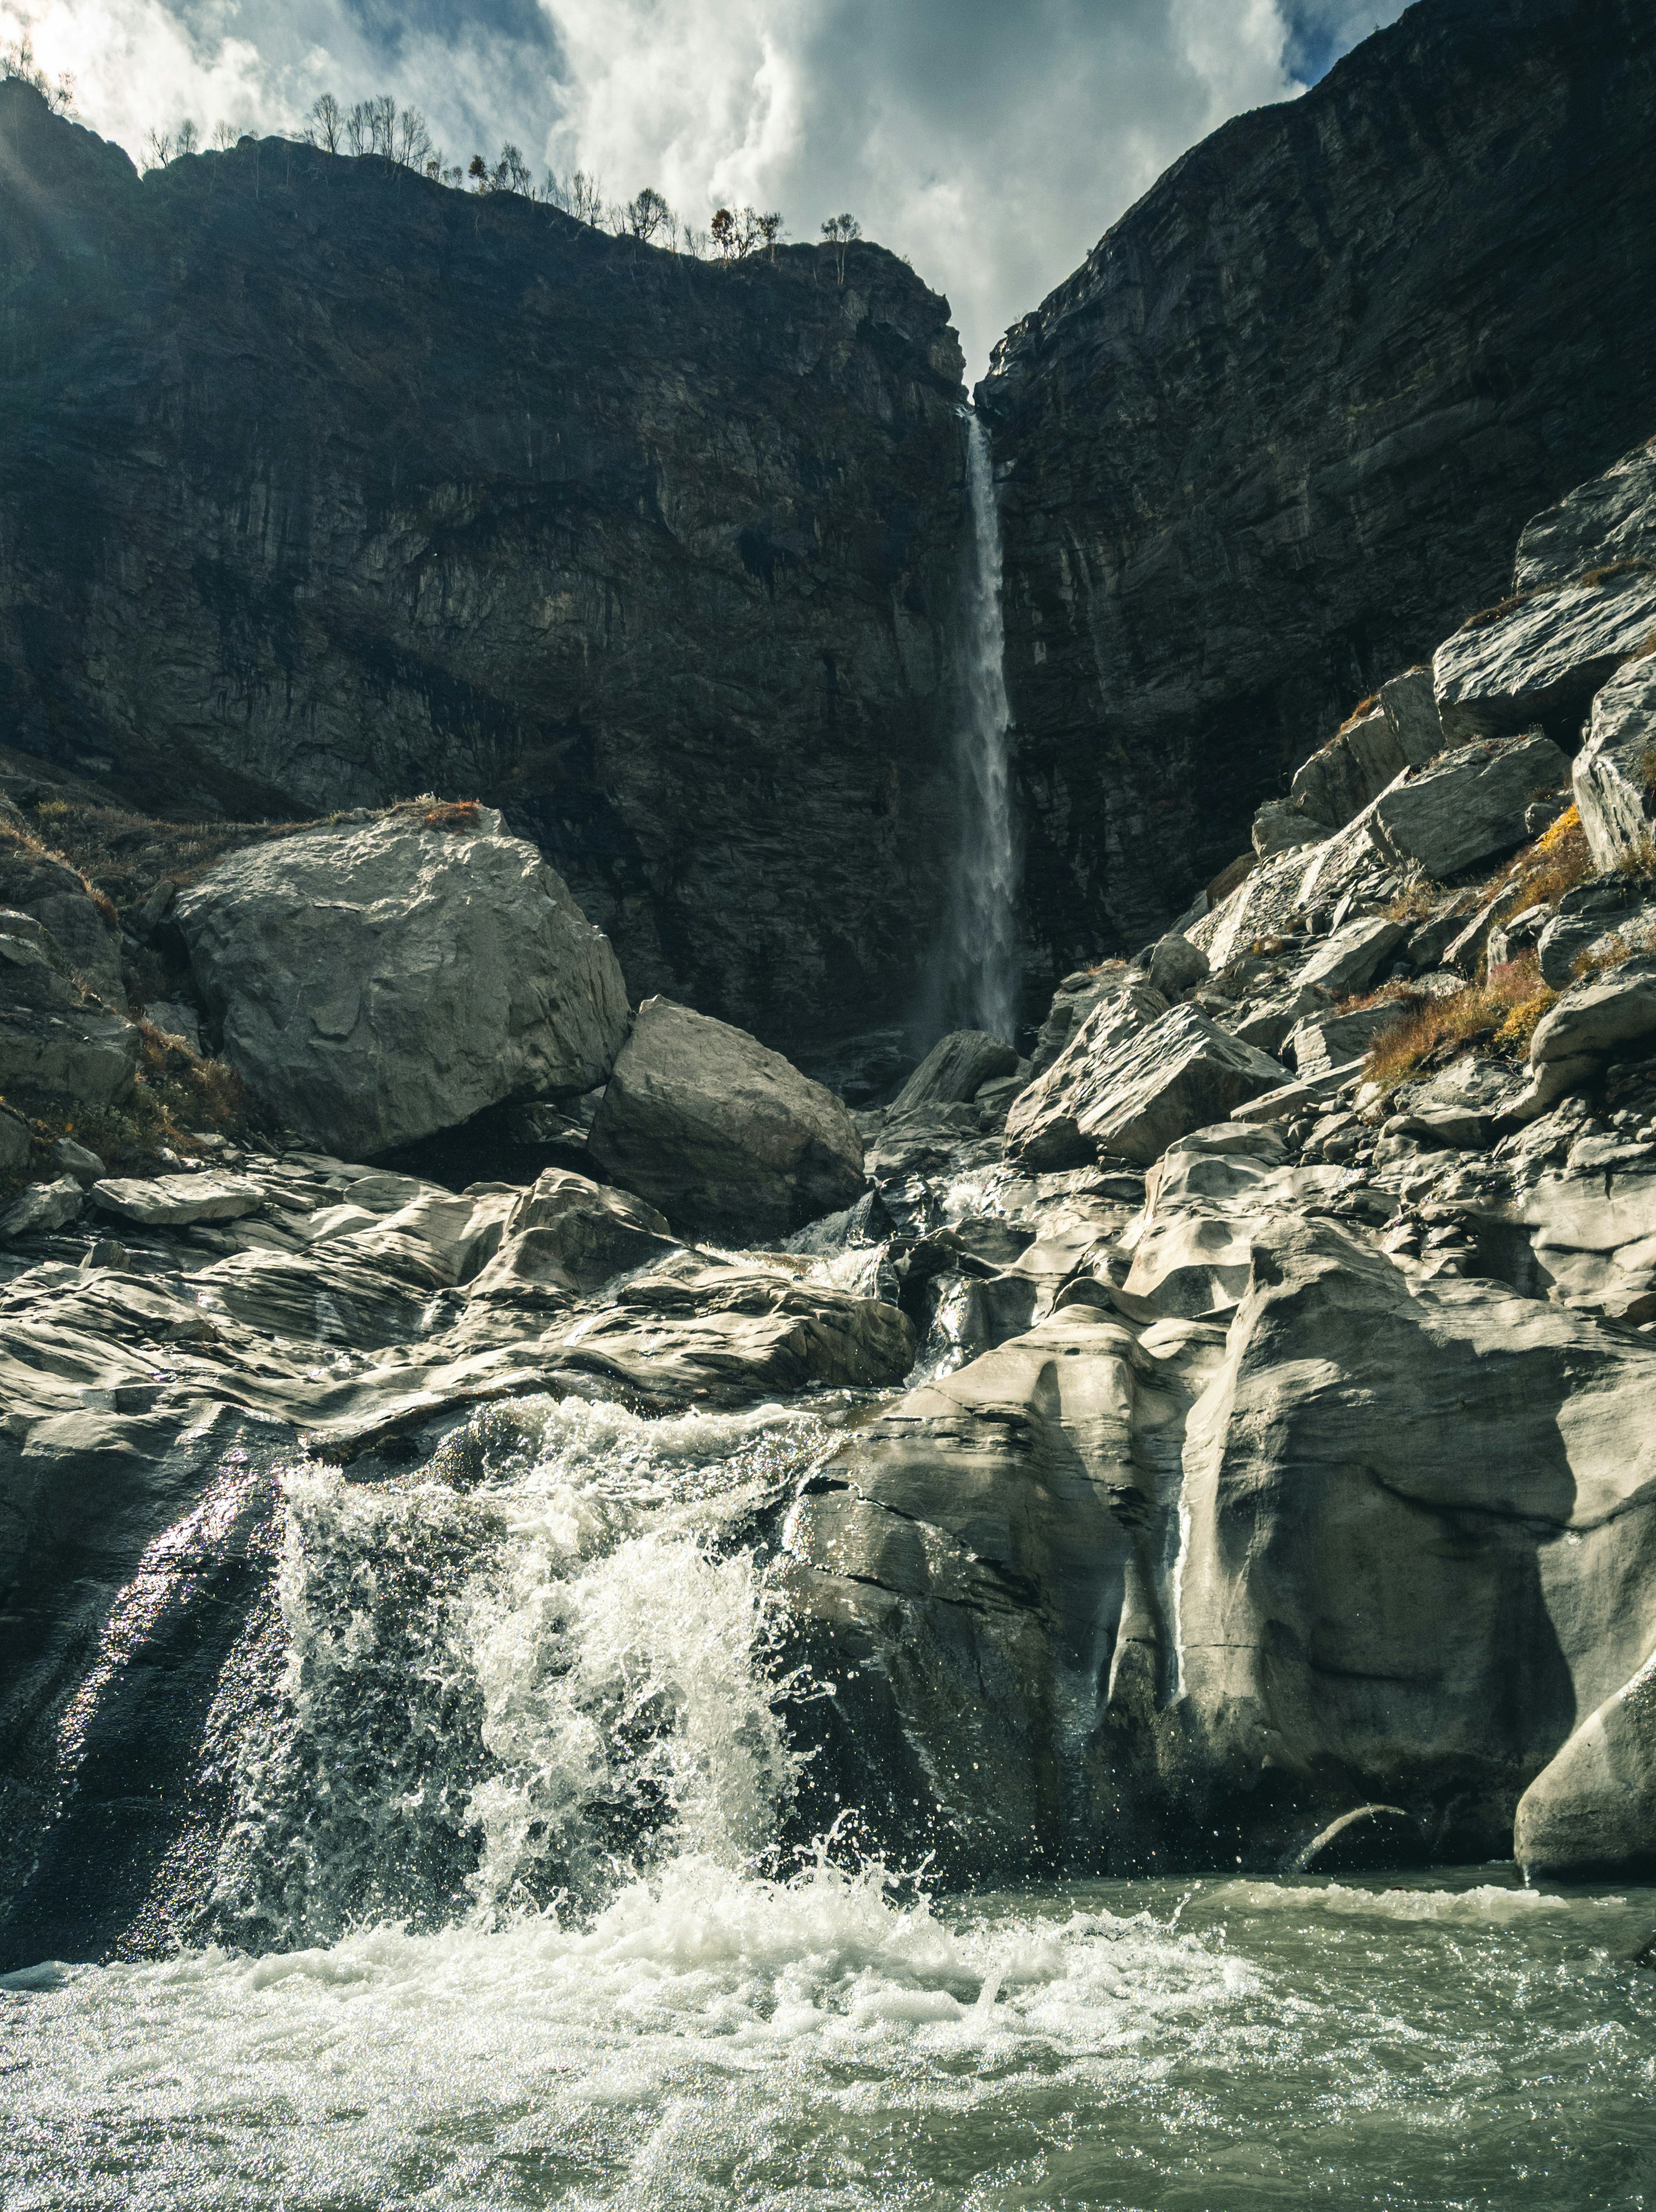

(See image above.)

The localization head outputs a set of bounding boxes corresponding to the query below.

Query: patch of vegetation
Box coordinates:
[1362,955,1555,1091]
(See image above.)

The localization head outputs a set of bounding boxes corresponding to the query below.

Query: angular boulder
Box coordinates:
[1298,914,1408,999]
[0,841,125,1008]
[1288,703,1412,833]
[585,997,865,1242]
[1145,933,1209,1000]
[1005,977,1169,1169]
[890,1028,1018,1113]
[1573,653,1656,870]
[1513,432,1656,592]
[1433,567,1656,748]
[1377,667,1444,767]
[1284,1002,1408,1078]
[1368,733,1570,879]
[175,808,630,1158]
[0,921,142,1107]
[91,1172,266,1227]
[1528,958,1656,1064]
[1014,1002,1288,1170]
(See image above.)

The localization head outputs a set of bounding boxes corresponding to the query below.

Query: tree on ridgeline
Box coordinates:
[820,212,860,285]
[623,186,671,242]
[1,33,75,114]
[308,93,341,153]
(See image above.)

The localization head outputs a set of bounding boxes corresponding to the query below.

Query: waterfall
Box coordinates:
[942,409,1018,1043]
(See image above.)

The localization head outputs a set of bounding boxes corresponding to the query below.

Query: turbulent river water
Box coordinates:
[4,1394,1655,2210]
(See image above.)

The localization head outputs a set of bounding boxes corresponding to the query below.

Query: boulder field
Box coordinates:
[9,425,1656,1935]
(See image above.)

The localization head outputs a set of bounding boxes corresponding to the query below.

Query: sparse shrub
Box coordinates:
[1362,953,1555,1091]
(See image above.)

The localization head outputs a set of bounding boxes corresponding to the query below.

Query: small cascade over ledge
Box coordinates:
[938,409,1019,1042]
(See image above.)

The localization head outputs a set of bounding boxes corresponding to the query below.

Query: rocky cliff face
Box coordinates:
[983,0,1656,976]
[0,84,965,1044]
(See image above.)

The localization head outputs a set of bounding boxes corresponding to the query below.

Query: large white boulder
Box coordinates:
[175,808,630,1158]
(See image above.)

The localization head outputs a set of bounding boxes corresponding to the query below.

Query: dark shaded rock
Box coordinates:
[587,996,865,1242]
[0,83,964,1046]
[981,0,1656,962]
[890,1028,1018,1112]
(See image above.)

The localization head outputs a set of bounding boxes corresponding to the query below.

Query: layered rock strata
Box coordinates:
[0,81,966,1044]
[982,0,1656,964]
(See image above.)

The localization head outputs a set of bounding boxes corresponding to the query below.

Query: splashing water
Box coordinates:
[941,410,1019,1043]
[4,1394,1654,2206]
[205,1394,835,1948]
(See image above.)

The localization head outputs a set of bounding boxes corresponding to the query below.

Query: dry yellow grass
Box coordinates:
[1362,955,1555,1091]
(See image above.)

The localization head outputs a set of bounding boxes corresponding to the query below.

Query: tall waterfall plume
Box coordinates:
[940,409,1019,1044]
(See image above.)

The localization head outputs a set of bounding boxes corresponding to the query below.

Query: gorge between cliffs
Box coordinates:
[3,1,1656,2205]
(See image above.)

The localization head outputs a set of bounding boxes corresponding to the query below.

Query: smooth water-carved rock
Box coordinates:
[587,998,864,1242]
[176,810,629,1158]
[1514,1649,1656,1877]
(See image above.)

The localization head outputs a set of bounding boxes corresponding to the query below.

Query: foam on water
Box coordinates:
[8,1390,1656,2208]
[206,1394,836,1945]
[7,1867,1653,2209]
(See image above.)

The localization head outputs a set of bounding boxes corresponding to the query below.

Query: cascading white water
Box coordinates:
[942,410,1019,1044]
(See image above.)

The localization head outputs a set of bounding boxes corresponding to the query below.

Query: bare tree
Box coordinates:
[493,142,532,194]
[345,101,370,156]
[395,105,432,170]
[211,119,238,151]
[1,35,75,114]
[142,127,172,171]
[175,119,198,156]
[368,94,396,156]
[820,211,860,285]
[570,170,604,225]
[756,209,782,262]
[307,92,342,153]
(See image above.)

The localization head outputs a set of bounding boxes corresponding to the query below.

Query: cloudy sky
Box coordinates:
[4,0,1410,370]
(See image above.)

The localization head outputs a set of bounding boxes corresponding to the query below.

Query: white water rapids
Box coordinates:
[940,410,1019,1044]
[3,1393,1654,2207]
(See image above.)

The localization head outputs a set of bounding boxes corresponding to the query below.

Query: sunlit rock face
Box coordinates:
[983,0,1656,968]
[0,81,966,1045]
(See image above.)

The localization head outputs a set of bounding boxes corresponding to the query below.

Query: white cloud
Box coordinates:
[0,0,1410,371]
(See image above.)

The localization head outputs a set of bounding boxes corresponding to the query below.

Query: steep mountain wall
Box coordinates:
[984,0,1656,972]
[0,85,966,1043]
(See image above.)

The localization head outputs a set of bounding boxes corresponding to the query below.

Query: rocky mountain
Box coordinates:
[0,81,965,1045]
[7,337,1656,1970]
[984,0,1656,976]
